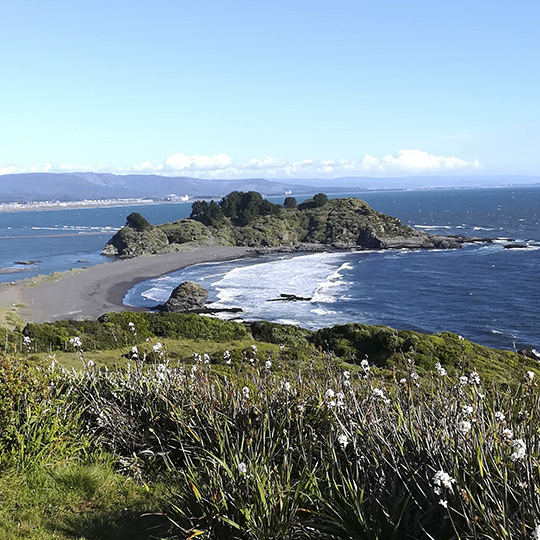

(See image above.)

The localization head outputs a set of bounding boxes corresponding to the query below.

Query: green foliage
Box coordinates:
[190,200,226,226]
[299,192,329,210]
[159,218,210,244]
[313,192,329,207]
[125,212,152,231]
[2,328,540,538]
[283,196,297,208]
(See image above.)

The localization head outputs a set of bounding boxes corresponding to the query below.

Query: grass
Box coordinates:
[1,315,540,539]
[0,461,168,540]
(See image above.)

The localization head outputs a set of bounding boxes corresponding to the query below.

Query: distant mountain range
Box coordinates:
[0,172,538,203]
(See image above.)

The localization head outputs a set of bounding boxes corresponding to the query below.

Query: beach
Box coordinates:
[0,246,255,324]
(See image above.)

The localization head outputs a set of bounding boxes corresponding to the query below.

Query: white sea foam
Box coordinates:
[140,287,169,302]
[415,225,452,230]
[311,307,337,316]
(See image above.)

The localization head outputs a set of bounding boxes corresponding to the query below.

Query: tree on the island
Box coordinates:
[220,191,242,218]
[126,212,152,231]
[190,200,225,226]
[313,193,329,207]
[283,196,297,208]
[298,193,329,210]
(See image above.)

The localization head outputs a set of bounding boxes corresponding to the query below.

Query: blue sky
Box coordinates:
[1,0,539,179]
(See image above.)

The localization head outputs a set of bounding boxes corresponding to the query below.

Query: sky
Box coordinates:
[1,0,539,179]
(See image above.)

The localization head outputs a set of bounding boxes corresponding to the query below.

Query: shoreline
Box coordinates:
[0,246,257,324]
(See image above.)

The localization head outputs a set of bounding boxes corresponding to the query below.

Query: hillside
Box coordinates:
[0,172,344,203]
[103,191,476,257]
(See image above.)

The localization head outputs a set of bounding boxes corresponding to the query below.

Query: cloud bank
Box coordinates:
[1,149,481,178]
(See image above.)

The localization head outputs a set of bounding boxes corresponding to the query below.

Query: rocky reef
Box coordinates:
[102,192,489,257]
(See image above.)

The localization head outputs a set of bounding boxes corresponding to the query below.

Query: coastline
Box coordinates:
[0,246,257,324]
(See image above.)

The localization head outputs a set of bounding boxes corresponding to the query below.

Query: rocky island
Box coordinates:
[102,191,488,258]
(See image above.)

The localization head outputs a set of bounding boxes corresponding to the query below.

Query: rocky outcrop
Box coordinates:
[103,193,491,257]
[102,226,169,257]
[161,281,209,313]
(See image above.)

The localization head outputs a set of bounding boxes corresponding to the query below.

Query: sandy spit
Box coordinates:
[0,246,256,324]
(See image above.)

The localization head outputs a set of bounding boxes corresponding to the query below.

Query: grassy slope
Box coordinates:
[15,312,539,384]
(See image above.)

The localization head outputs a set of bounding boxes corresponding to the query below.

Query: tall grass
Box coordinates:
[41,345,538,540]
[2,341,539,539]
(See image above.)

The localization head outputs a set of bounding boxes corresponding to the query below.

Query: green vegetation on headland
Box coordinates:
[102,191,477,257]
[1,312,540,539]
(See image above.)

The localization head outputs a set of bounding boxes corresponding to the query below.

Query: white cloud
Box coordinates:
[0,149,480,178]
[162,152,231,172]
[361,149,480,173]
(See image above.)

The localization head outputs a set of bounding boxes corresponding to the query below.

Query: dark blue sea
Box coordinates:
[1,188,539,351]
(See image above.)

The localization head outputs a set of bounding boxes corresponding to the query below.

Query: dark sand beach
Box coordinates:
[0,246,255,324]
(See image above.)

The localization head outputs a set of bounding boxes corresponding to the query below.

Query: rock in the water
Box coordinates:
[503,243,529,249]
[518,347,540,361]
[162,281,209,312]
[268,293,312,302]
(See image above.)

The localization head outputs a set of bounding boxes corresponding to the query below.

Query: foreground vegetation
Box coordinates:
[1,314,540,539]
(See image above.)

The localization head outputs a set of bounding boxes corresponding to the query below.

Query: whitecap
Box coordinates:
[311,307,337,316]
[414,225,452,230]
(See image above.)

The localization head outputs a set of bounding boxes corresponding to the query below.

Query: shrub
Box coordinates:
[125,212,152,231]
[283,196,297,208]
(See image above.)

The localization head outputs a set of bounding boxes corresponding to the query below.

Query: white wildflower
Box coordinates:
[152,342,163,353]
[69,336,82,348]
[495,411,506,422]
[410,371,419,381]
[532,524,540,540]
[502,428,513,440]
[458,376,468,386]
[23,336,31,347]
[251,344,258,353]
[510,439,526,461]
[86,359,95,369]
[343,370,350,380]
[459,420,472,435]
[337,433,349,449]
[469,371,480,385]
[238,462,248,475]
[128,322,135,331]
[283,381,291,393]
[327,400,336,408]
[297,404,304,412]
[325,388,335,400]
[360,359,370,373]
[433,470,455,490]
[371,387,390,404]
[458,335,464,341]
[399,378,407,384]
[265,360,272,370]
[527,371,535,381]
[462,405,474,415]
[435,362,447,376]
[242,386,250,399]
[439,499,448,508]
[249,357,255,364]
[224,350,231,364]
[203,353,211,364]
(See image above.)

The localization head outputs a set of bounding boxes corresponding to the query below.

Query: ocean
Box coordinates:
[1,187,539,350]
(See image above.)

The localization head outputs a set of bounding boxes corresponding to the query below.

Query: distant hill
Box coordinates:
[0,172,347,203]
[0,172,538,204]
